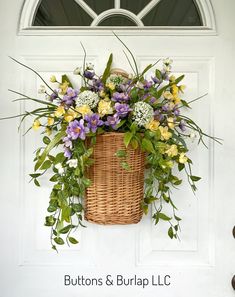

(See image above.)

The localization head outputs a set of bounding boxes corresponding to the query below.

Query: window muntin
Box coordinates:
[33,0,203,27]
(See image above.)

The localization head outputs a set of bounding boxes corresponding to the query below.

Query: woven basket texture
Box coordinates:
[85,132,145,225]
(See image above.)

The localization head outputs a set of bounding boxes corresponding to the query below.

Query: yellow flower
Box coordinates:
[173,97,181,105]
[167,117,175,129]
[171,85,179,96]
[146,119,160,131]
[32,119,41,131]
[64,108,79,122]
[46,127,52,136]
[76,105,91,117]
[54,105,65,118]
[98,100,113,117]
[179,85,186,93]
[60,81,69,94]
[165,144,178,157]
[47,117,54,126]
[163,91,173,100]
[106,82,115,90]
[159,126,172,141]
[179,153,188,164]
[50,75,57,83]
[99,90,106,98]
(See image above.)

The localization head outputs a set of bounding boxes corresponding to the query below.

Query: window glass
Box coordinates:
[84,0,114,15]
[142,0,202,26]
[120,0,151,15]
[33,0,93,26]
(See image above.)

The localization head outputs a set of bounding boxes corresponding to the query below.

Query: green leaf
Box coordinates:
[159,213,171,221]
[190,175,201,182]
[62,74,73,88]
[144,196,157,204]
[62,206,71,223]
[174,74,185,84]
[35,131,66,171]
[155,69,162,80]
[142,204,148,215]
[72,203,83,212]
[121,162,130,171]
[141,64,153,76]
[178,163,185,171]
[141,138,155,154]
[174,215,182,221]
[47,205,57,212]
[115,119,126,129]
[59,225,73,234]
[130,138,138,150]
[82,178,91,187]
[124,132,133,148]
[29,173,41,178]
[50,174,59,182]
[41,160,52,170]
[69,237,79,244]
[34,179,40,187]
[55,152,66,164]
[115,149,127,158]
[101,53,113,83]
[168,227,174,239]
[43,136,51,145]
[54,237,65,245]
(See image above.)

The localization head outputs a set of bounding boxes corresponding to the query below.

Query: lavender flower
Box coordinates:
[64,147,72,159]
[84,70,95,80]
[66,119,89,140]
[173,107,180,116]
[154,110,164,122]
[152,76,162,84]
[84,113,103,133]
[105,114,121,129]
[114,103,131,118]
[143,80,153,90]
[112,92,130,102]
[62,87,78,106]
[50,91,58,102]
[63,136,72,149]
[179,120,186,132]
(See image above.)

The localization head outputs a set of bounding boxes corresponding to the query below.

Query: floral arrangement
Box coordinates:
[5,39,220,251]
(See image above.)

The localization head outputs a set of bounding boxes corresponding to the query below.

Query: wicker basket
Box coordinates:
[85,133,145,225]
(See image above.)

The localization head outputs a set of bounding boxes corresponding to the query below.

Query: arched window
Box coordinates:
[19,0,216,35]
[33,0,203,27]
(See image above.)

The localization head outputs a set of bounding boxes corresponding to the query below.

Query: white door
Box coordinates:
[1,0,235,296]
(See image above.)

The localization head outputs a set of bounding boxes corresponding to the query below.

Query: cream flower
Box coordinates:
[32,119,41,131]
[54,105,65,118]
[179,153,188,164]
[50,75,57,83]
[76,105,92,117]
[38,85,46,94]
[64,108,79,122]
[159,126,172,140]
[167,117,175,129]
[146,119,160,131]
[47,116,54,126]
[163,91,174,100]
[98,100,113,117]
[165,144,178,157]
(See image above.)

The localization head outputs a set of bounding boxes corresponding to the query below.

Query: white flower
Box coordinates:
[133,101,154,127]
[136,81,144,89]
[55,163,64,174]
[76,90,99,109]
[38,85,46,94]
[73,67,82,75]
[86,63,94,70]
[163,57,173,65]
[106,74,126,86]
[66,159,78,168]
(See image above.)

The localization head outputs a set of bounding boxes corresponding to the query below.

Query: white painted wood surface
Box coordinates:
[0,1,235,296]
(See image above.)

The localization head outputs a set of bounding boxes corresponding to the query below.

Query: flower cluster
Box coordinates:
[9,51,219,250]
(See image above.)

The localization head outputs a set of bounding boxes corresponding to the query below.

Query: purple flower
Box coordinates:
[179,120,186,132]
[62,87,78,106]
[143,80,153,90]
[112,92,130,102]
[114,103,131,118]
[152,76,162,84]
[84,70,95,80]
[173,108,180,116]
[50,91,58,102]
[149,97,156,104]
[154,110,164,122]
[162,104,170,112]
[161,70,169,81]
[64,147,72,159]
[89,78,104,92]
[66,119,89,140]
[84,113,103,133]
[105,114,121,130]
[63,136,72,149]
